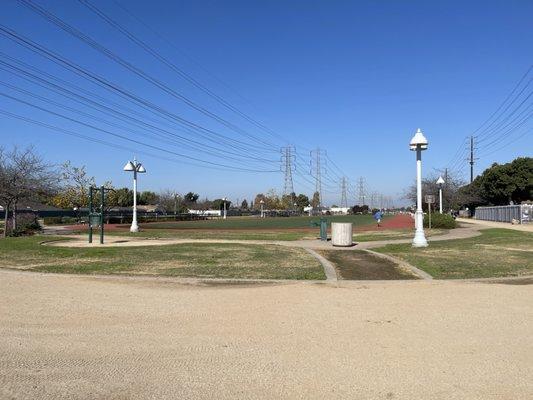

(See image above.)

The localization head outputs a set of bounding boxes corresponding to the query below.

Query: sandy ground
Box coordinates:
[1,269,532,400]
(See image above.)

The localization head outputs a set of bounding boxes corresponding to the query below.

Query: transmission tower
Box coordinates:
[281,146,295,196]
[357,177,366,206]
[340,177,348,208]
[310,148,327,208]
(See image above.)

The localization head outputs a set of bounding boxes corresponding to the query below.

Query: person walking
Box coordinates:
[373,209,383,227]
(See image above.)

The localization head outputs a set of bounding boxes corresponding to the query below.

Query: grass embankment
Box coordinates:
[0,236,325,280]
[320,250,417,280]
[374,228,533,279]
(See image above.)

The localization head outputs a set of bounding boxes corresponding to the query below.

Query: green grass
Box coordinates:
[105,229,314,241]
[373,228,533,279]
[355,229,447,242]
[0,236,325,280]
[135,214,378,230]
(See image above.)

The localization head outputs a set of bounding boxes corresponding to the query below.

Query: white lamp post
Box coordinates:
[410,128,428,247]
[308,204,312,217]
[123,158,146,232]
[222,197,227,220]
[260,199,265,218]
[436,176,445,214]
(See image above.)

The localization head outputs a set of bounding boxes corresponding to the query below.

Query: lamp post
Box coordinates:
[409,128,428,247]
[260,199,265,218]
[123,158,146,232]
[436,176,445,214]
[308,204,312,217]
[222,197,227,220]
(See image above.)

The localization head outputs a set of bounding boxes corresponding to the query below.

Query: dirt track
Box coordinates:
[1,269,532,399]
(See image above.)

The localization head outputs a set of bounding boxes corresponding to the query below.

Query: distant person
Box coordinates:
[373,209,383,227]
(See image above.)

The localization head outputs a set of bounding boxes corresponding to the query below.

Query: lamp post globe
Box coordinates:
[436,176,445,214]
[409,129,428,247]
[123,158,146,233]
[222,197,228,220]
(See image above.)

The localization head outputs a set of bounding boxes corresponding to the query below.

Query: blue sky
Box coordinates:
[1,0,532,206]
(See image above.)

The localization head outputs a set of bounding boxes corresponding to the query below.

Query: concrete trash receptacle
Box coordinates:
[331,222,353,247]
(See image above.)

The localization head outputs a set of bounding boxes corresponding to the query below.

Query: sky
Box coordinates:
[1,0,532,206]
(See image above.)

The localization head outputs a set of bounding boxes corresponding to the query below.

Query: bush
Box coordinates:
[43,216,79,225]
[423,213,457,229]
[8,213,42,237]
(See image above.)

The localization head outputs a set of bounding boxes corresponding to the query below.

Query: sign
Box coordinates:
[425,194,436,204]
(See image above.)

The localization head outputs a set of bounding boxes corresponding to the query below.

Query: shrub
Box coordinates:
[8,213,42,237]
[423,213,456,229]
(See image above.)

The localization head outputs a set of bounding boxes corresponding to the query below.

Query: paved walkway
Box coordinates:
[456,218,533,232]
[1,269,531,400]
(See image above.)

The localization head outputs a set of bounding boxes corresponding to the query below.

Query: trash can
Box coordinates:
[320,218,328,241]
[331,222,353,247]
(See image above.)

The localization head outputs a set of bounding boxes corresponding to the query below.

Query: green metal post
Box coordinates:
[100,186,104,244]
[88,186,93,244]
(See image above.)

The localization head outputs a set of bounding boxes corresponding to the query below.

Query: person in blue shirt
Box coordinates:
[373,209,383,227]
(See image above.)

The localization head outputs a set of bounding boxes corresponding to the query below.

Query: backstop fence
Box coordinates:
[474,205,532,224]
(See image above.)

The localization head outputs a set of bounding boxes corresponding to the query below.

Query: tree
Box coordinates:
[253,193,266,210]
[405,171,467,212]
[212,198,232,211]
[311,191,320,208]
[241,199,249,210]
[0,147,56,237]
[107,187,133,207]
[184,192,199,204]
[295,193,310,210]
[138,191,158,205]
[51,161,96,210]
[475,157,532,205]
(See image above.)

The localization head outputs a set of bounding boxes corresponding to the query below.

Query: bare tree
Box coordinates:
[0,147,56,237]
[404,171,468,212]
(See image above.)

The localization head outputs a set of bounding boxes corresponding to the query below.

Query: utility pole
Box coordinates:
[310,148,326,208]
[469,136,475,183]
[281,146,295,197]
[357,177,366,206]
[340,177,348,208]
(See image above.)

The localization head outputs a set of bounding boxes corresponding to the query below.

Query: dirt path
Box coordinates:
[1,269,531,400]
[457,218,533,232]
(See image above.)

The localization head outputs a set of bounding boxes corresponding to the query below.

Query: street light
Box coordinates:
[308,203,312,217]
[436,176,445,214]
[260,199,265,218]
[123,158,146,232]
[409,128,428,247]
[222,197,227,220]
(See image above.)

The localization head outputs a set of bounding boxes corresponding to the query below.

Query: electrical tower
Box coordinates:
[281,146,295,196]
[310,148,327,208]
[340,177,348,208]
[357,177,366,206]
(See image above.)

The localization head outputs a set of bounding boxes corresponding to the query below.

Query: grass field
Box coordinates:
[355,228,447,242]
[374,228,533,279]
[0,236,325,280]
[129,214,378,230]
[76,214,383,241]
